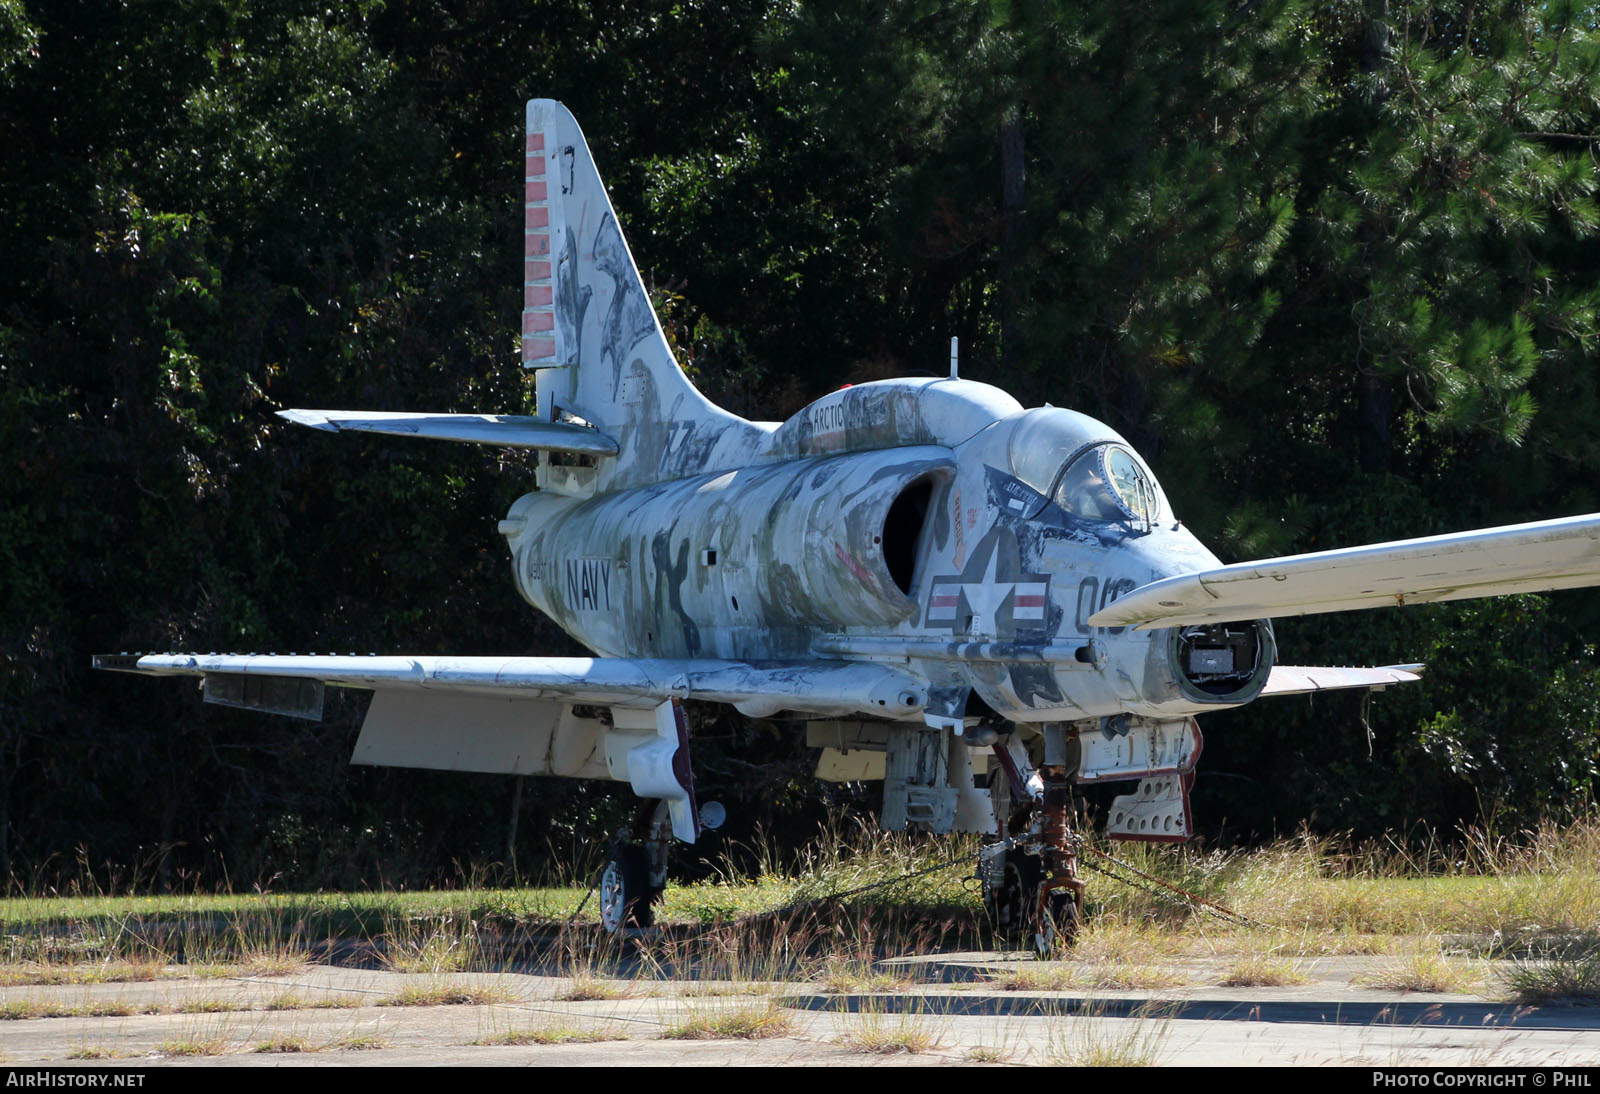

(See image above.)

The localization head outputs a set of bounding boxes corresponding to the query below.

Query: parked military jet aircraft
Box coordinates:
[97,100,1600,943]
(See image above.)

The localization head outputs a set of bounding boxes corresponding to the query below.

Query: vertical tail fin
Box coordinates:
[523,100,764,487]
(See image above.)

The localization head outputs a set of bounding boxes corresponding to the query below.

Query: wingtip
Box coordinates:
[276,409,338,431]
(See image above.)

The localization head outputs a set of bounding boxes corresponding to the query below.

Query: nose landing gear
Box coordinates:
[980,724,1085,954]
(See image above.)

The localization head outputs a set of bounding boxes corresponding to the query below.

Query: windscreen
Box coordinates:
[1052,445,1159,525]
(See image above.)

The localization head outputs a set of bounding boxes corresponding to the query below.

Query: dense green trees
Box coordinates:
[2,0,1596,888]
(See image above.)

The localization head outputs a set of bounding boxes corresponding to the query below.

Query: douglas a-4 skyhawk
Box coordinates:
[98,100,1600,944]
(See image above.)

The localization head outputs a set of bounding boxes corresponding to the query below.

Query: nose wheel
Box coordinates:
[983,844,1082,954]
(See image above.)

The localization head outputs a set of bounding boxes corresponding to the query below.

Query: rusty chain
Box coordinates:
[1081,844,1284,931]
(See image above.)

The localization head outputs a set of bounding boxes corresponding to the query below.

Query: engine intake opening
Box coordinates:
[882,477,934,597]
[1172,620,1274,700]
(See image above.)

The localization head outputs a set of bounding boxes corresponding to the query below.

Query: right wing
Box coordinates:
[1089,513,1600,630]
[93,652,925,720]
[95,652,928,844]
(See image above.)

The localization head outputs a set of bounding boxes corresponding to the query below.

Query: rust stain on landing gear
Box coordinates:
[1038,766,1085,946]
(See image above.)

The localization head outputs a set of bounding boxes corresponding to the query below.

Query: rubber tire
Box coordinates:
[599,845,654,932]
[1037,889,1082,955]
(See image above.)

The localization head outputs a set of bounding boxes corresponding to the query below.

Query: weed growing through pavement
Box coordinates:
[262,991,361,1010]
[659,996,796,1040]
[154,1033,233,1057]
[1043,1000,1176,1067]
[379,913,482,974]
[377,980,517,1007]
[1219,952,1311,987]
[833,996,944,1055]
[1501,941,1600,1005]
[472,1025,629,1045]
[1357,938,1482,994]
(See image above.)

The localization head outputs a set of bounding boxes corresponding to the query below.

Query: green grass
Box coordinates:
[0,887,590,932]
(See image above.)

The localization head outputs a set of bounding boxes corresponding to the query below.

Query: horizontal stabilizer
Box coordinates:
[277,409,618,456]
[1261,664,1422,697]
[1089,513,1600,629]
[94,653,926,720]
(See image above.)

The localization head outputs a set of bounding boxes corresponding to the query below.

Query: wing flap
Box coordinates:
[1089,513,1600,629]
[1261,664,1423,697]
[277,409,619,456]
[96,653,926,720]
[352,692,611,778]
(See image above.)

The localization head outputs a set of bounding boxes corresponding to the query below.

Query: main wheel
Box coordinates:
[598,845,654,932]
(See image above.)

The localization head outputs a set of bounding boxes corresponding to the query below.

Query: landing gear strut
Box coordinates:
[1034,762,1086,950]
[981,725,1085,953]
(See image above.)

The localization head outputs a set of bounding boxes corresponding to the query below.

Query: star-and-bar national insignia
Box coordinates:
[925,527,1051,637]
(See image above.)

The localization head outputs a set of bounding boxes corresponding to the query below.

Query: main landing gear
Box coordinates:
[598,796,726,934]
[599,843,657,931]
[599,800,672,932]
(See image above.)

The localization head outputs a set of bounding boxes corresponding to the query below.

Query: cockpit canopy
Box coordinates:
[1007,408,1165,526]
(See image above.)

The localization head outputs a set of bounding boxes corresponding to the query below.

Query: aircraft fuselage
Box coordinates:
[504,377,1276,727]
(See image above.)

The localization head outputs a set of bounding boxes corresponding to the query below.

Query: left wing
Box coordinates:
[1090,513,1600,630]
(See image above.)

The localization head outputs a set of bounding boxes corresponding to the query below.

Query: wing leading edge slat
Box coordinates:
[1088,513,1600,630]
